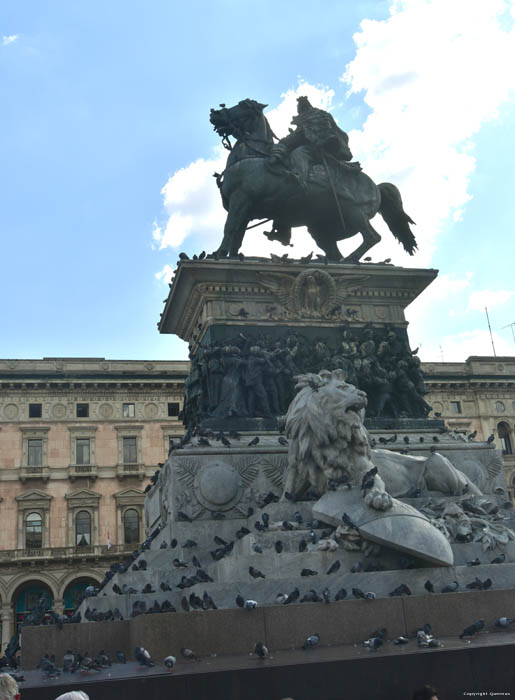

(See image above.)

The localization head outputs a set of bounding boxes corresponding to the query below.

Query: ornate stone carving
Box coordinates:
[258,268,369,319]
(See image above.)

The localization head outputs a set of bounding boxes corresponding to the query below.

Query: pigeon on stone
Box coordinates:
[142,583,155,594]
[389,584,411,597]
[115,651,127,664]
[276,593,288,604]
[161,601,176,613]
[495,617,515,628]
[181,597,190,612]
[298,538,307,552]
[254,641,269,658]
[459,619,484,639]
[245,600,258,610]
[173,558,188,569]
[261,512,270,528]
[196,568,214,583]
[63,650,74,672]
[248,436,259,447]
[341,512,357,529]
[163,655,176,671]
[112,584,122,595]
[467,558,481,566]
[282,520,295,531]
[189,593,203,610]
[363,636,383,651]
[491,553,505,564]
[301,568,318,577]
[249,566,265,579]
[284,588,300,605]
[301,590,321,603]
[252,543,263,554]
[236,594,245,608]
[394,636,409,645]
[335,588,347,601]
[361,466,378,493]
[466,577,483,591]
[326,560,340,575]
[364,592,376,600]
[441,581,459,593]
[352,587,365,599]
[275,540,283,553]
[278,436,288,446]
[180,647,197,660]
[302,633,320,650]
[183,539,198,548]
[212,511,226,520]
[424,580,435,593]
[192,555,201,568]
[159,541,168,549]
[135,647,154,667]
[309,530,317,544]
[262,491,279,505]
[487,433,495,444]
[214,535,228,546]
[171,538,178,548]
[236,527,251,539]
[203,591,217,610]
[322,588,330,604]
[177,511,193,523]
[255,521,266,532]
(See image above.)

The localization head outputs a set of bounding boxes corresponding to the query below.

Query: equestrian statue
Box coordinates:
[209,96,417,262]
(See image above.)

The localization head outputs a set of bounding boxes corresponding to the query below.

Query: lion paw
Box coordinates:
[364,488,393,511]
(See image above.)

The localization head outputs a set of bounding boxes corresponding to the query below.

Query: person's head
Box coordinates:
[0,674,20,700]
[411,685,438,700]
[54,692,89,700]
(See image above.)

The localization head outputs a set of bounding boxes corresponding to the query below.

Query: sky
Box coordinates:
[1,0,515,363]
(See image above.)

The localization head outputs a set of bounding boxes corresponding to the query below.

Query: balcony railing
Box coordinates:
[19,465,50,482]
[116,463,146,480]
[0,543,135,563]
[68,464,98,480]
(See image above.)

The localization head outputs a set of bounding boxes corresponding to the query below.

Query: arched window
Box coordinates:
[25,512,42,548]
[123,508,140,544]
[498,422,513,455]
[75,510,91,547]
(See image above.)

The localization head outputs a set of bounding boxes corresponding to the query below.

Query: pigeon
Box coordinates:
[236,594,245,608]
[275,540,283,554]
[63,650,74,672]
[302,633,320,650]
[467,430,477,441]
[335,587,347,601]
[364,636,383,651]
[495,617,515,628]
[212,511,226,520]
[326,560,341,575]
[159,541,168,549]
[183,539,198,548]
[173,558,188,569]
[309,530,318,544]
[482,578,492,590]
[178,252,189,260]
[361,466,378,493]
[252,543,263,554]
[467,558,481,567]
[245,600,258,610]
[177,511,192,523]
[115,651,127,664]
[189,593,203,610]
[352,588,365,599]
[278,436,288,446]
[180,647,197,660]
[181,597,190,612]
[282,520,294,531]
[424,580,435,593]
[214,535,228,546]
[491,553,505,564]
[135,647,154,667]
[262,512,270,528]
[299,252,313,263]
[341,512,357,529]
[298,539,307,553]
[487,433,495,444]
[294,511,303,524]
[196,568,214,583]
[254,641,269,658]
[466,578,483,590]
[249,566,265,579]
[441,581,459,593]
[221,435,231,447]
[301,590,321,603]
[459,619,484,638]
[192,555,202,568]
[394,636,409,645]
[248,436,259,447]
[301,568,318,577]
[364,592,376,600]
[322,588,330,604]
[284,588,300,605]
[276,593,288,604]
[389,584,411,597]
[236,527,251,539]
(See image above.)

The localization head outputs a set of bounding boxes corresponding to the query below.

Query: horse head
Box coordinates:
[210,99,268,144]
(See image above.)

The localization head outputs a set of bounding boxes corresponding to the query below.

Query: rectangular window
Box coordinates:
[123,403,135,418]
[76,403,89,418]
[76,438,91,465]
[28,439,43,466]
[449,401,462,414]
[168,402,180,417]
[123,436,137,464]
[29,403,42,418]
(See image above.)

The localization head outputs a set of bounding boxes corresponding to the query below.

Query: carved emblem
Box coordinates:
[258,268,369,319]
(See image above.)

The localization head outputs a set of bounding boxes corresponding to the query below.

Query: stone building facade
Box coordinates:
[422,356,515,493]
[0,357,189,647]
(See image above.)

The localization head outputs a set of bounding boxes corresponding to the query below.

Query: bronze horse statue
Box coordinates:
[209,98,417,262]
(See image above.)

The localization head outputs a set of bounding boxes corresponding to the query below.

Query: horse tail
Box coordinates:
[378,182,417,255]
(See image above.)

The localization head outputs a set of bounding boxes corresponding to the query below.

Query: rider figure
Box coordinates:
[268,96,361,189]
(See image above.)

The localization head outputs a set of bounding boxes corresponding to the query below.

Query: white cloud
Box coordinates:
[2,34,18,46]
[154,264,175,284]
[467,289,515,312]
[420,329,513,361]
[341,0,515,266]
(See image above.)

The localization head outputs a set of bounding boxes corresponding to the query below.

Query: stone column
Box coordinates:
[1,604,14,650]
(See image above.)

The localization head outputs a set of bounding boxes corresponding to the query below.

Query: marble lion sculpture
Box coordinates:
[282,369,481,508]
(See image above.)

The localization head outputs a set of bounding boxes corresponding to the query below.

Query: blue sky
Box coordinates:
[1,0,514,362]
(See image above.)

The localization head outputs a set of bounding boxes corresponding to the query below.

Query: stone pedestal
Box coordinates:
[159,257,437,352]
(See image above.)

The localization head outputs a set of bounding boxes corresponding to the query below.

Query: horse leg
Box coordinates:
[343,218,381,263]
[215,191,251,257]
[308,227,344,262]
